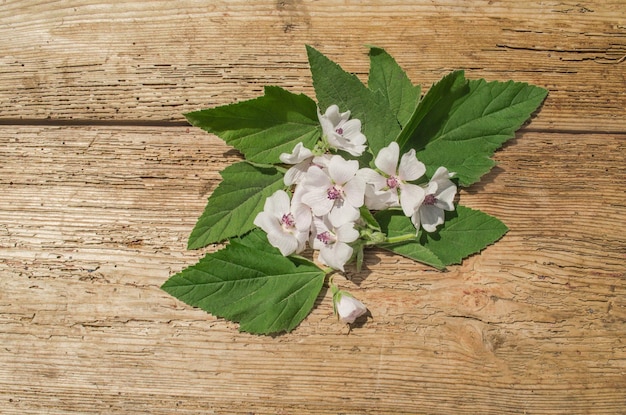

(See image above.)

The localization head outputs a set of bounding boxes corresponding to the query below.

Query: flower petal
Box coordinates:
[265,190,291,218]
[335,293,367,324]
[284,160,311,186]
[318,110,336,138]
[310,217,331,250]
[341,119,362,139]
[342,141,367,157]
[324,104,350,126]
[435,183,456,211]
[253,211,282,236]
[280,142,313,164]
[399,183,425,217]
[359,168,387,191]
[328,204,360,228]
[320,242,353,271]
[343,175,365,208]
[398,149,426,181]
[431,166,453,182]
[302,188,334,217]
[267,231,298,256]
[335,222,359,243]
[364,186,398,210]
[302,165,331,188]
[325,132,344,150]
[328,156,358,185]
[292,202,312,231]
[374,142,400,177]
[419,204,445,233]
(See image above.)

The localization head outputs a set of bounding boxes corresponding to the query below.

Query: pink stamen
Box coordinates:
[335,127,344,135]
[386,176,400,189]
[281,213,295,228]
[327,186,342,200]
[423,194,437,205]
[316,231,334,245]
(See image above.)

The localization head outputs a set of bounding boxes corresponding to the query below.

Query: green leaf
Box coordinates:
[185,86,320,164]
[367,46,421,128]
[359,205,381,232]
[306,45,401,156]
[419,205,508,265]
[374,210,446,269]
[188,162,285,249]
[375,205,508,268]
[401,75,548,186]
[396,70,469,151]
[162,230,326,334]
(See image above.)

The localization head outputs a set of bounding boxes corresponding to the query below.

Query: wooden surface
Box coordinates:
[1,1,625,413]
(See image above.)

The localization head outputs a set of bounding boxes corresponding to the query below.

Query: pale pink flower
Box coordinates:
[253,190,311,256]
[300,155,365,227]
[318,105,367,156]
[280,142,314,186]
[361,142,426,216]
[412,167,457,232]
[311,216,359,271]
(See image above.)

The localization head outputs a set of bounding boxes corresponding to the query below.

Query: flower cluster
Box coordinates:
[254,104,458,276]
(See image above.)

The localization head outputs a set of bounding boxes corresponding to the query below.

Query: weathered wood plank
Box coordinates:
[1,125,624,414]
[1,0,625,131]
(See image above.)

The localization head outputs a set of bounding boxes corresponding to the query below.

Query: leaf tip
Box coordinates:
[365,44,384,54]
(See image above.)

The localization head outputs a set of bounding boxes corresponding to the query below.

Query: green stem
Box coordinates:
[383,233,418,245]
[322,267,335,275]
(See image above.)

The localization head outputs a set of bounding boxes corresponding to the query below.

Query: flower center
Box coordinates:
[327,185,343,201]
[335,127,344,135]
[280,213,295,228]
[386,176,400,189]
[423,194,437,206]
[316,231,335,245]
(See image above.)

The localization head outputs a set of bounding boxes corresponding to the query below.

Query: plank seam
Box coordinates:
[0,118,624,135]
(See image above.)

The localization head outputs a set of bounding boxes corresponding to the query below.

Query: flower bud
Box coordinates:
[332,288,367,324]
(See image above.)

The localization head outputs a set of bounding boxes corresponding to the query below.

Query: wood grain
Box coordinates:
[1,126,624,414]
[1,0,625,413]
[1,0,625,131]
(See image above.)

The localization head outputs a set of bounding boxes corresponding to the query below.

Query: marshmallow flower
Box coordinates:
[412,166,457,232]
[264,104,456,271]
[300,155,365,227]
[253,190,312,256]
[361,142,426,216]
[311,215,359,272]
[279,142,314,186]
[318,105,367,156]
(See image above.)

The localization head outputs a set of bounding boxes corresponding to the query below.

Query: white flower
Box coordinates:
[318,105,367,156]
[411,166,457,232]
[253,190,311,256]
[332,289,367,324]
[363,183,396,211]
[300,155,365,227]
[361,142,426,216]
[311,216,359,271]
[280,142,314,186]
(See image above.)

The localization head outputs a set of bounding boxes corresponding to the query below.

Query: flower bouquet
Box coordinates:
[161,46,547,334]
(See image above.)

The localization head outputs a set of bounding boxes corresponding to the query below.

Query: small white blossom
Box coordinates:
[318,105,367,156]
[412,166,457,232]
[301,155,365,227]
[363,183,397,211]
[361,142,426,216]
[332,289,367,324]
[253,190,311,256]
[280,142,314,186]
[311,216,359,271]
